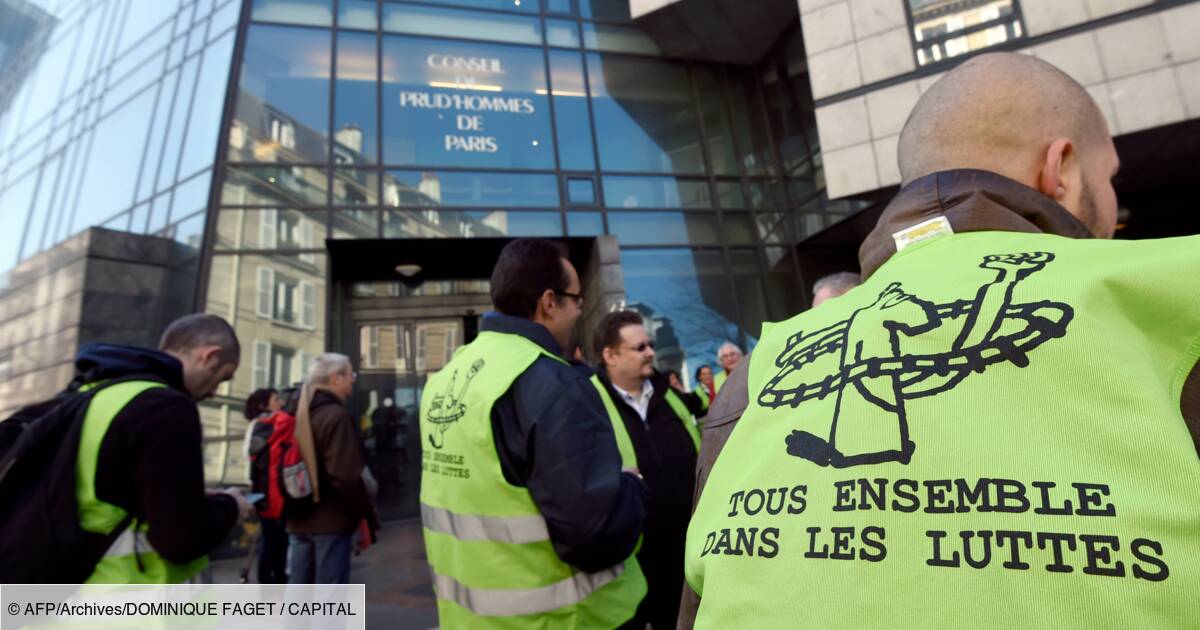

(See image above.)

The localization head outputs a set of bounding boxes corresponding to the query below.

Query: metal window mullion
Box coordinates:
[194,0,255,312]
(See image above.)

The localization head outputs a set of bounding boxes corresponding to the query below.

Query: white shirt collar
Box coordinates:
[612,378,654,423]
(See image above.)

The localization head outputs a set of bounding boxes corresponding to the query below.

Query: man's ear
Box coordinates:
[601,346,615,366]
[536,289,556,317]
[1039,137,1073,200]
[199,343,223,362]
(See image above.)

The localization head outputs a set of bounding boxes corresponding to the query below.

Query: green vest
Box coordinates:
[591,375,701,453]
[694,384,711,412]
[713,369,728,394]
[686,232,1200,628]
[77,381,208,584]
[420,331,647,628]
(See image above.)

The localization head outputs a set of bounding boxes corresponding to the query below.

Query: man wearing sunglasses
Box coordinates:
[591,310,706,629]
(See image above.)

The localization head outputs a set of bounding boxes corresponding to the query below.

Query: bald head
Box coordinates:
[898,53,1120,237]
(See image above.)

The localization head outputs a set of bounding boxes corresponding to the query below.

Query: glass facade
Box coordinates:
[0,0,241,278]
[2,0,854,479]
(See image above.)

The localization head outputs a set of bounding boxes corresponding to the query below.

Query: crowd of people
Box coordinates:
[1,51,1197,629]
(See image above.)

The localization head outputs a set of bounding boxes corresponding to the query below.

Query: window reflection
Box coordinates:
[391,0,539,14]
[383,170,558,207]
[608,212,719,245]
[339,0,378,30]
[587,54,704,174]
[566,211,603,236]
[727,72,775,176]
[222,165,329,206]
[178,32,237,179]
[231,25,330,164]
[382,3,542,45]
[715,181,746,208]
[579,0,632,22]
[548,51,595,170]
[603,176,711,208]
[582,23,659,55]
[381,36,554,169]
[620,248,740,381]
[73,87,156,233]
[545,19,581,47]
[206,253,328,399]
[333,168,380,205]
[909,0,1023,66]
[215,209,328,250]
[723,213,758,246]
[383,209,562,238]
[566,178,595,204]
[251,0,334,27]
[335,31,379,165]
[694,67,738,175]
[332,208,381,238]
[729,250,765,351]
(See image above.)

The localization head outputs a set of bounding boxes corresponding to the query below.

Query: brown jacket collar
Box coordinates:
[859,169,1094,279]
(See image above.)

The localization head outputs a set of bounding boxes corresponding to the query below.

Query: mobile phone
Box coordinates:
[245,493,265,504]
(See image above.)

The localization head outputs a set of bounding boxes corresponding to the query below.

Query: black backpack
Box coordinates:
[0,379,140,583]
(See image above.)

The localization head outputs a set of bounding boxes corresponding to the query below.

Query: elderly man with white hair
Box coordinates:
[713,341,743,397]
[285,352,373,584]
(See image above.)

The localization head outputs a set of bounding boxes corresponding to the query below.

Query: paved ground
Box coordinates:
[210,518,439,630]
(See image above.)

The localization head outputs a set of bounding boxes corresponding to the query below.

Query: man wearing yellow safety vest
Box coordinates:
[682,52,1200,628]
[712,342,742,397]
[420,239,648,628]
[76,314,252,583]
[590,310,704,629]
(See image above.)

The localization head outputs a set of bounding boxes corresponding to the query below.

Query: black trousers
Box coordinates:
[257,517,289,584]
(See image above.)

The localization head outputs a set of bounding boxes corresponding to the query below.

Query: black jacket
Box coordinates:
[594,368,702,538]
[74,343,239,564]
[485,313,647,573]
[594,367,702,628]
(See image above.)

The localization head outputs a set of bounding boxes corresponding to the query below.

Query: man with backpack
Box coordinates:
[0,313,253,584]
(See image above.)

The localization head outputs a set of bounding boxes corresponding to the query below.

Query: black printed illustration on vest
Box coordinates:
[427,359,485,449]
[758,252,1072,468]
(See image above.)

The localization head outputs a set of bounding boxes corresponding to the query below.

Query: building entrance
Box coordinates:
[327,236,626,520]
[343,280,491,520]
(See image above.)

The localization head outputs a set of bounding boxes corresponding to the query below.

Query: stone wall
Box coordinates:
[0,227,199,417]
[804,0,1200,198]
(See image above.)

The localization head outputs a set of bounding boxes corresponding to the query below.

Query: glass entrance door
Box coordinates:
[354,317,469,520]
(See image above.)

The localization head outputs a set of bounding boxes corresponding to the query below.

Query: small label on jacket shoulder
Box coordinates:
[893,216,954,251]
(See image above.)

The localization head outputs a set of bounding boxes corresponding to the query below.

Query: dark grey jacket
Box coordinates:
[485,313,647,573]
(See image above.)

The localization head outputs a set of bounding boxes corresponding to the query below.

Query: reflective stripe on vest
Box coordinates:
[589,375,639,468]
[76,380,207,584]
[432,559,627,617]
[421,503,550,545]
[420,331,646,628]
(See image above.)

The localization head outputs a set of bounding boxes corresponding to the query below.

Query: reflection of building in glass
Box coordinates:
[910,0,1022,66]
[0,0,55,117]
[628,302,686,385]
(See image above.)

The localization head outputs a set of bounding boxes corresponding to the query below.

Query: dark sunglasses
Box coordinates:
[623,341,654,353]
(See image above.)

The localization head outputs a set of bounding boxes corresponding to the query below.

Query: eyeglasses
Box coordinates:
[556,290,584,306]
[622,341,654,353]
